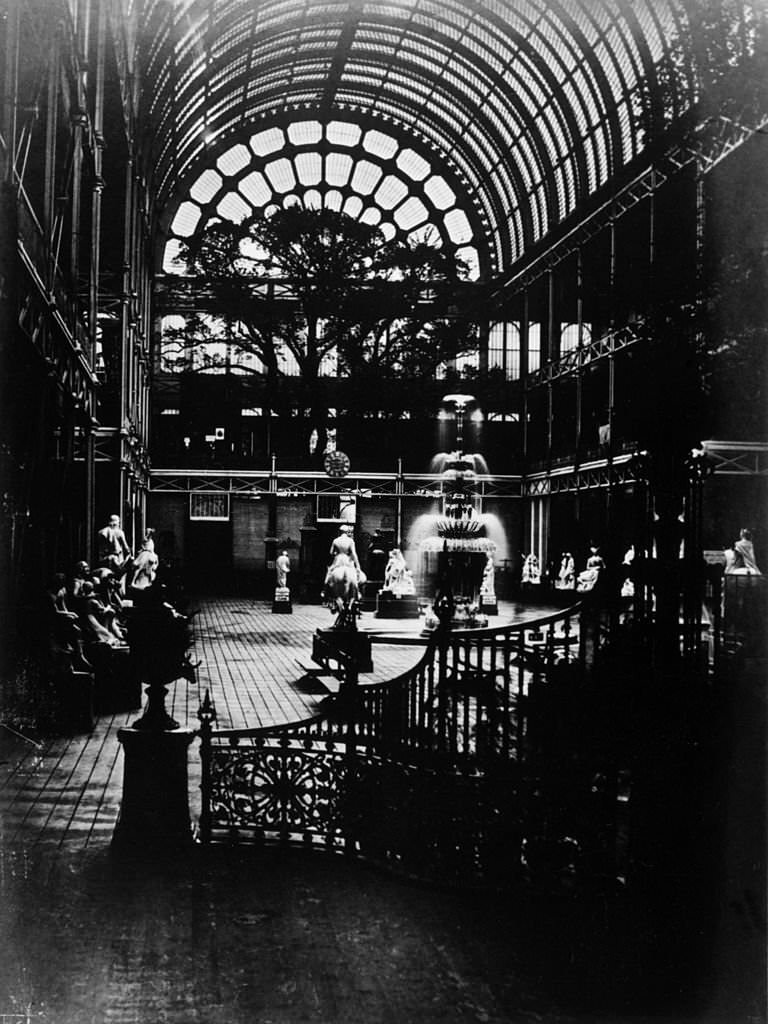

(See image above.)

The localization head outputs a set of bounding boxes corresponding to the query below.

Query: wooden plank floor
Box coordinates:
[0,597,441,855]
[0,596,560,856]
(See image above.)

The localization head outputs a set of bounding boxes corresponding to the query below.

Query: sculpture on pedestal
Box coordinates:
[273,550,293,613]
[323,525,366,630]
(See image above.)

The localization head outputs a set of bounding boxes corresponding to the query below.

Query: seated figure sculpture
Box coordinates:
[725,528,762,575]
[522,553,541,586]
[383,548,415,597]
[577,546,606,593]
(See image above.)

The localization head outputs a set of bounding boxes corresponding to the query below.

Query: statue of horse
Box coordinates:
[323,554,361,630]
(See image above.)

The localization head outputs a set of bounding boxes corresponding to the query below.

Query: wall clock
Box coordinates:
[323,450,351,478]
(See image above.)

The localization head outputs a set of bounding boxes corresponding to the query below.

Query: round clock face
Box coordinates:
[324,451,351,478]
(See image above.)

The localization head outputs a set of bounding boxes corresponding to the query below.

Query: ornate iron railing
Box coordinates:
[198,602,628,888]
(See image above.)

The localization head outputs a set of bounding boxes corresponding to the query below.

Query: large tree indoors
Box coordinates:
[158,206,485,467]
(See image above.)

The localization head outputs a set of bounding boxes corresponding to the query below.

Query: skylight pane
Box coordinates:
[373,174,409,210]
[163,238,188,274]
[380,222,396,242]
[264,158,296,193]
[216,144,252,176]
[443,208,473,245]
[393,196,428,230]
[288,119,325,146]
[250,127,286,156]
[324,190,343,211]
[396,148,431,181]
[304,189,322,209]
[326,121,362,147]
[217,192,251,223]
[189,169,223,204]
[360,207,382,226]
[171,201,202,237]
[294,152,323,186]
[325,152,353,187]
[238,170,273,207]
[455,245,480,280]
[424,175,456,211]
[342,195,364,218]
[351,160,384,196]
[407,223,441,247]
[362,129,398,159]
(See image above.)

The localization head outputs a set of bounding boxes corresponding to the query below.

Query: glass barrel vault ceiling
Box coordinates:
[141,0,693,278]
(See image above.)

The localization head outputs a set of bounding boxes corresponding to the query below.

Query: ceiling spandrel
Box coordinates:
[142,0,695,278]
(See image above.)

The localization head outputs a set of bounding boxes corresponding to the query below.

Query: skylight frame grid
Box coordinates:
[490,162,522,220]
[209,53,250,92]
[210,19,254,56]
[410,10,464,45]
[463,22,514,76]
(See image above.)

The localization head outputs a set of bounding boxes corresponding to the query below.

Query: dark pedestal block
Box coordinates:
[113,727,196,851]
[375,591,421,619]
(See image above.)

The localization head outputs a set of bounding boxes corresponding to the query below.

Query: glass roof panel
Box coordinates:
[373,174,409,210]
[171,201,202,237]
[217,192,252,223]
[325,152,353,188]
[424,175,456,211]
[324,190,344,212]
[443,208,473,245]
[287,120,323,145]
[455,245,480,280]
[393,196,429,231]
[396,148,431,181]
[362,129,399,160]
[380,222,397,242]
[238,171,273,207]
[294,152,323,186]
[304,189,322,209]
[342,195,364,218]
[351,160,384,196]
[163,238,188,274]
[326,121,362,147]
[360,207,383,226]
[264,158,297,193]
[189,169,223,204]
[250,127,286,157]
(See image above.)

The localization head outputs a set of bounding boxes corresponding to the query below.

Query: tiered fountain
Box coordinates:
[417,395,500,629]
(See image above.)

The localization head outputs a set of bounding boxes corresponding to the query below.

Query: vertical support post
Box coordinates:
[197,690,216,845]
[2,1,20,182]
[342,652,358,858]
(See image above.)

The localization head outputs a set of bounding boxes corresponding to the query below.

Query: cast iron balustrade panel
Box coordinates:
[199,604,628,886]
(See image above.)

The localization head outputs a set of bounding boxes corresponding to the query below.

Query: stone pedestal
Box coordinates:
[112,727,196,850]
[272,586,293,613]
[375,591,421,619]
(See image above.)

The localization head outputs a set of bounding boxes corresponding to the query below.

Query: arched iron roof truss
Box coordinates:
[137,0,696,279]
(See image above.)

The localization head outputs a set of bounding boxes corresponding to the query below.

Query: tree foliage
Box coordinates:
[165,207,479,387]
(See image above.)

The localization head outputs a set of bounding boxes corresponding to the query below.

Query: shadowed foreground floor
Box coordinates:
[0,596,763,1023]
